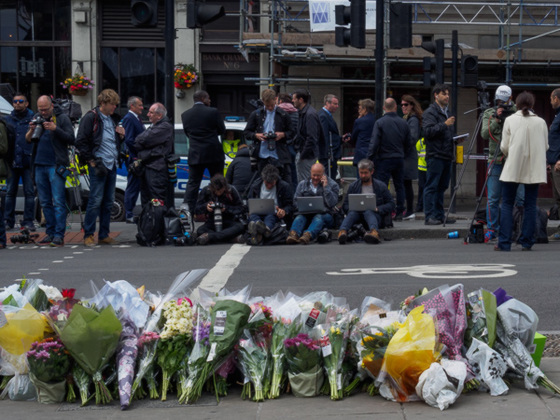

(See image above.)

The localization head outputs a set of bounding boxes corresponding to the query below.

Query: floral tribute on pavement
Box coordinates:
[0,273,558,411]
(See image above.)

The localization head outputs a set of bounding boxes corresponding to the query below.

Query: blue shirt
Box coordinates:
[259,107,279,160]
[34,129,56,166]
[97,112,119,170]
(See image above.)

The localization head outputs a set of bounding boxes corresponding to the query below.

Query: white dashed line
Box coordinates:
[38,268,49,271]
[64,256,74,259]
[52,261,64,263]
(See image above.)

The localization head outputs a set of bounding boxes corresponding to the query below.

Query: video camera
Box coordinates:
[264,131,277,151]
[30,116,49,142]
[492,103,515,123]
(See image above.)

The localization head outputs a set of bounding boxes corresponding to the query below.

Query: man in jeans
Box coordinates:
[287,163,339,245]
[25,96,75,247]
[4,93,35,231]
[76,89,125,247]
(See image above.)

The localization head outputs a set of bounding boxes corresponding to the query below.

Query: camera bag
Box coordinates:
[136,200,167,247]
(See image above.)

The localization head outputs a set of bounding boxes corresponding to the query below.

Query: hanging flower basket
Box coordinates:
[60,73,94,96]
[174,63,199,91]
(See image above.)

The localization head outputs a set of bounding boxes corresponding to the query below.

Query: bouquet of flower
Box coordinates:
[156,296,194,401]
[60,73,94,94]
[238,329,270,401]
[0,348,35,401]
[21,279,58,313]
[27,337,70,403]
[116,317,138,410]
[284,332,324,397]
[131,331,160,400]
[46,288,80,336]
[59,304,122,405]
[174,63,198,90]
[0,303,48,356]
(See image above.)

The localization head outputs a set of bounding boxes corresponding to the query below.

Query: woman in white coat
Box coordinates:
[496,91,549,251]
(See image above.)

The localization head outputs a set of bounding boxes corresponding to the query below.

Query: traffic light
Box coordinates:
[131,0,158,27]
[187,0,225,29]
[461,55,479,87]
[421,39,444,87]
[334,0,366,49]
[389,3,412,49]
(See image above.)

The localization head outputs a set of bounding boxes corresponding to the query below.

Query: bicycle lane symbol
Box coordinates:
[326,264,517,279]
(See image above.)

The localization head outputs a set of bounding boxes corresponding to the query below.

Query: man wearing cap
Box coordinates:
[480,85,516,243]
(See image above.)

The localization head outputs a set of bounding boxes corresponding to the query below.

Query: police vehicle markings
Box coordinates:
[326,264,517,279]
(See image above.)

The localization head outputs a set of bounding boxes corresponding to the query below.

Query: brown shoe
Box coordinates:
[286,230,300,245]
[299,231,312,245]
[98,236,118,245]
[364,229,380,244]
[338,230,348,245]
[84,235,96,247]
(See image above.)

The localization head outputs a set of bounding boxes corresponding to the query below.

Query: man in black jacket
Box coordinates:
[244,89,294,185]
[368,98,410,221]
[318,94,342,180]
[134,103,174,207]
[76,89,125,247]
[181,90,226,213]
[338,159,395,245]
[25,95,75,247]
[422,84,456,225]
[292,89,320,183]
[246,164,294,245]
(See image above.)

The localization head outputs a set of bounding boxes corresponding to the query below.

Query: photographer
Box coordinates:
[25,96,74,247]
[243,89,294,184]
[480,85,517,243]
[194,174,245,245]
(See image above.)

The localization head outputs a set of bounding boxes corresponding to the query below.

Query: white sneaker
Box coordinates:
[403,212,416,220]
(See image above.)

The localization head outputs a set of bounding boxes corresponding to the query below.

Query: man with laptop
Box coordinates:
[338,159,395,244]
[246,164,294,245]
[287,163,339,245]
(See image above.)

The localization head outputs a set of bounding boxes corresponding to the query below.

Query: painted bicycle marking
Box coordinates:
[326,264,517,279]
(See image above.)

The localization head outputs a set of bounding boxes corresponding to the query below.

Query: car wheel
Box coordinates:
[111,191,125,222]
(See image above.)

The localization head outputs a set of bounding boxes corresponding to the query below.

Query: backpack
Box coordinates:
[136,199,167,247]
[512,206,549,244]
[53,98,83,123]
[163,207,193,245]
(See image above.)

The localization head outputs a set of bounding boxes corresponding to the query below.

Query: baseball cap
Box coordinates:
[495,85,512,102]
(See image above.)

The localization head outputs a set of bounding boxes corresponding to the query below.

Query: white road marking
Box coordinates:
[326,264,517,279]
[64,256,74,259]
[52,260,64,263]
[73,252,83,255]
[28,272,41,275]
[192,244,251,300]
[38,268,49,271]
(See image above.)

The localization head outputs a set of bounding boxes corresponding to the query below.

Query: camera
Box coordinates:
[30,116,48,142]
[492,103,514,123]
[264,131,277,151]
[173,231,193,246]
[209,201,225,232]
[10,228,39,244]
[347,224,367,243]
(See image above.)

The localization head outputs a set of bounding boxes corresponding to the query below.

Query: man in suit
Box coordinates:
[121,96,145,223]
[318,94,342,180]
[292,89,320,183]
[181,90,226,212]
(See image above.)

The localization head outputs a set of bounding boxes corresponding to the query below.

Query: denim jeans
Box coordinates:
[340,210,380,231]
[0,187,6,246]
[423,157,451,221]
[35,165,67,239]
[84,164,117,239]
[4,167,35,227]
[497,182,539,251]
[249,213,280,230]
[375,157,405,214]
[124,170,141,219]
[416,170,426,212]
[290,213,334,239]
[486,163,503,234]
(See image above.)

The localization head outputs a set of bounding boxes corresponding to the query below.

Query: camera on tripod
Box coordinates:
[492,103,514,123]
[30,116,49,142]
[264,131,277,151]
[10,228,39,244]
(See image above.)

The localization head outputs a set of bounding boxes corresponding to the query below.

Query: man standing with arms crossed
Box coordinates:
[121,96,145,223]
[422,84,457,225]
[181,90,226,213]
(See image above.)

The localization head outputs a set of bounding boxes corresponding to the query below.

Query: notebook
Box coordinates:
[248,198,276,215]
[348,194,377,212]
[297,196,326,213]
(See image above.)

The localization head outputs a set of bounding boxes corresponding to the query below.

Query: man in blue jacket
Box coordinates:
[121,96,145,223]
[318,94,342,180]
[4,93,35,231]
[338,159,395,244]
[422,84,456,225]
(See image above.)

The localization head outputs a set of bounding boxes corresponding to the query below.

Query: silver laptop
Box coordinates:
[248,198,276,215]
[297,196,326,213]
[348,194,377,212]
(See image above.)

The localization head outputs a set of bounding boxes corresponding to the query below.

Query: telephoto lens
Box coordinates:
[214,206,223,232]
[168,162,177,185]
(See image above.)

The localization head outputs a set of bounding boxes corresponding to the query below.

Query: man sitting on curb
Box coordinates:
[338,159,395,244]
[287,163,339,245]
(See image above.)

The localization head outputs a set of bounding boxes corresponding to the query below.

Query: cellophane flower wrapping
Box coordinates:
[179,304,210,404]
[116,317,138,409]
[268,295,302,399]
[131,331,160,400]
[0,348,35,401]
[284,330,324,397]
[27,337,70,404]
[59,304,122,405]
[465,288,497,349]
[156,296,194,401]
[377,305,438,402]
[46,289,80,337]
[0,303,48,356]
[415,359,467,410]
[466,338,508,396]
[21,279,57,313]
[238,328,270,401]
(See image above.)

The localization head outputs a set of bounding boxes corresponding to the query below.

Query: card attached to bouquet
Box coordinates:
[214,310,227,335]
[305,308,320,328]
[207,342,217,362]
